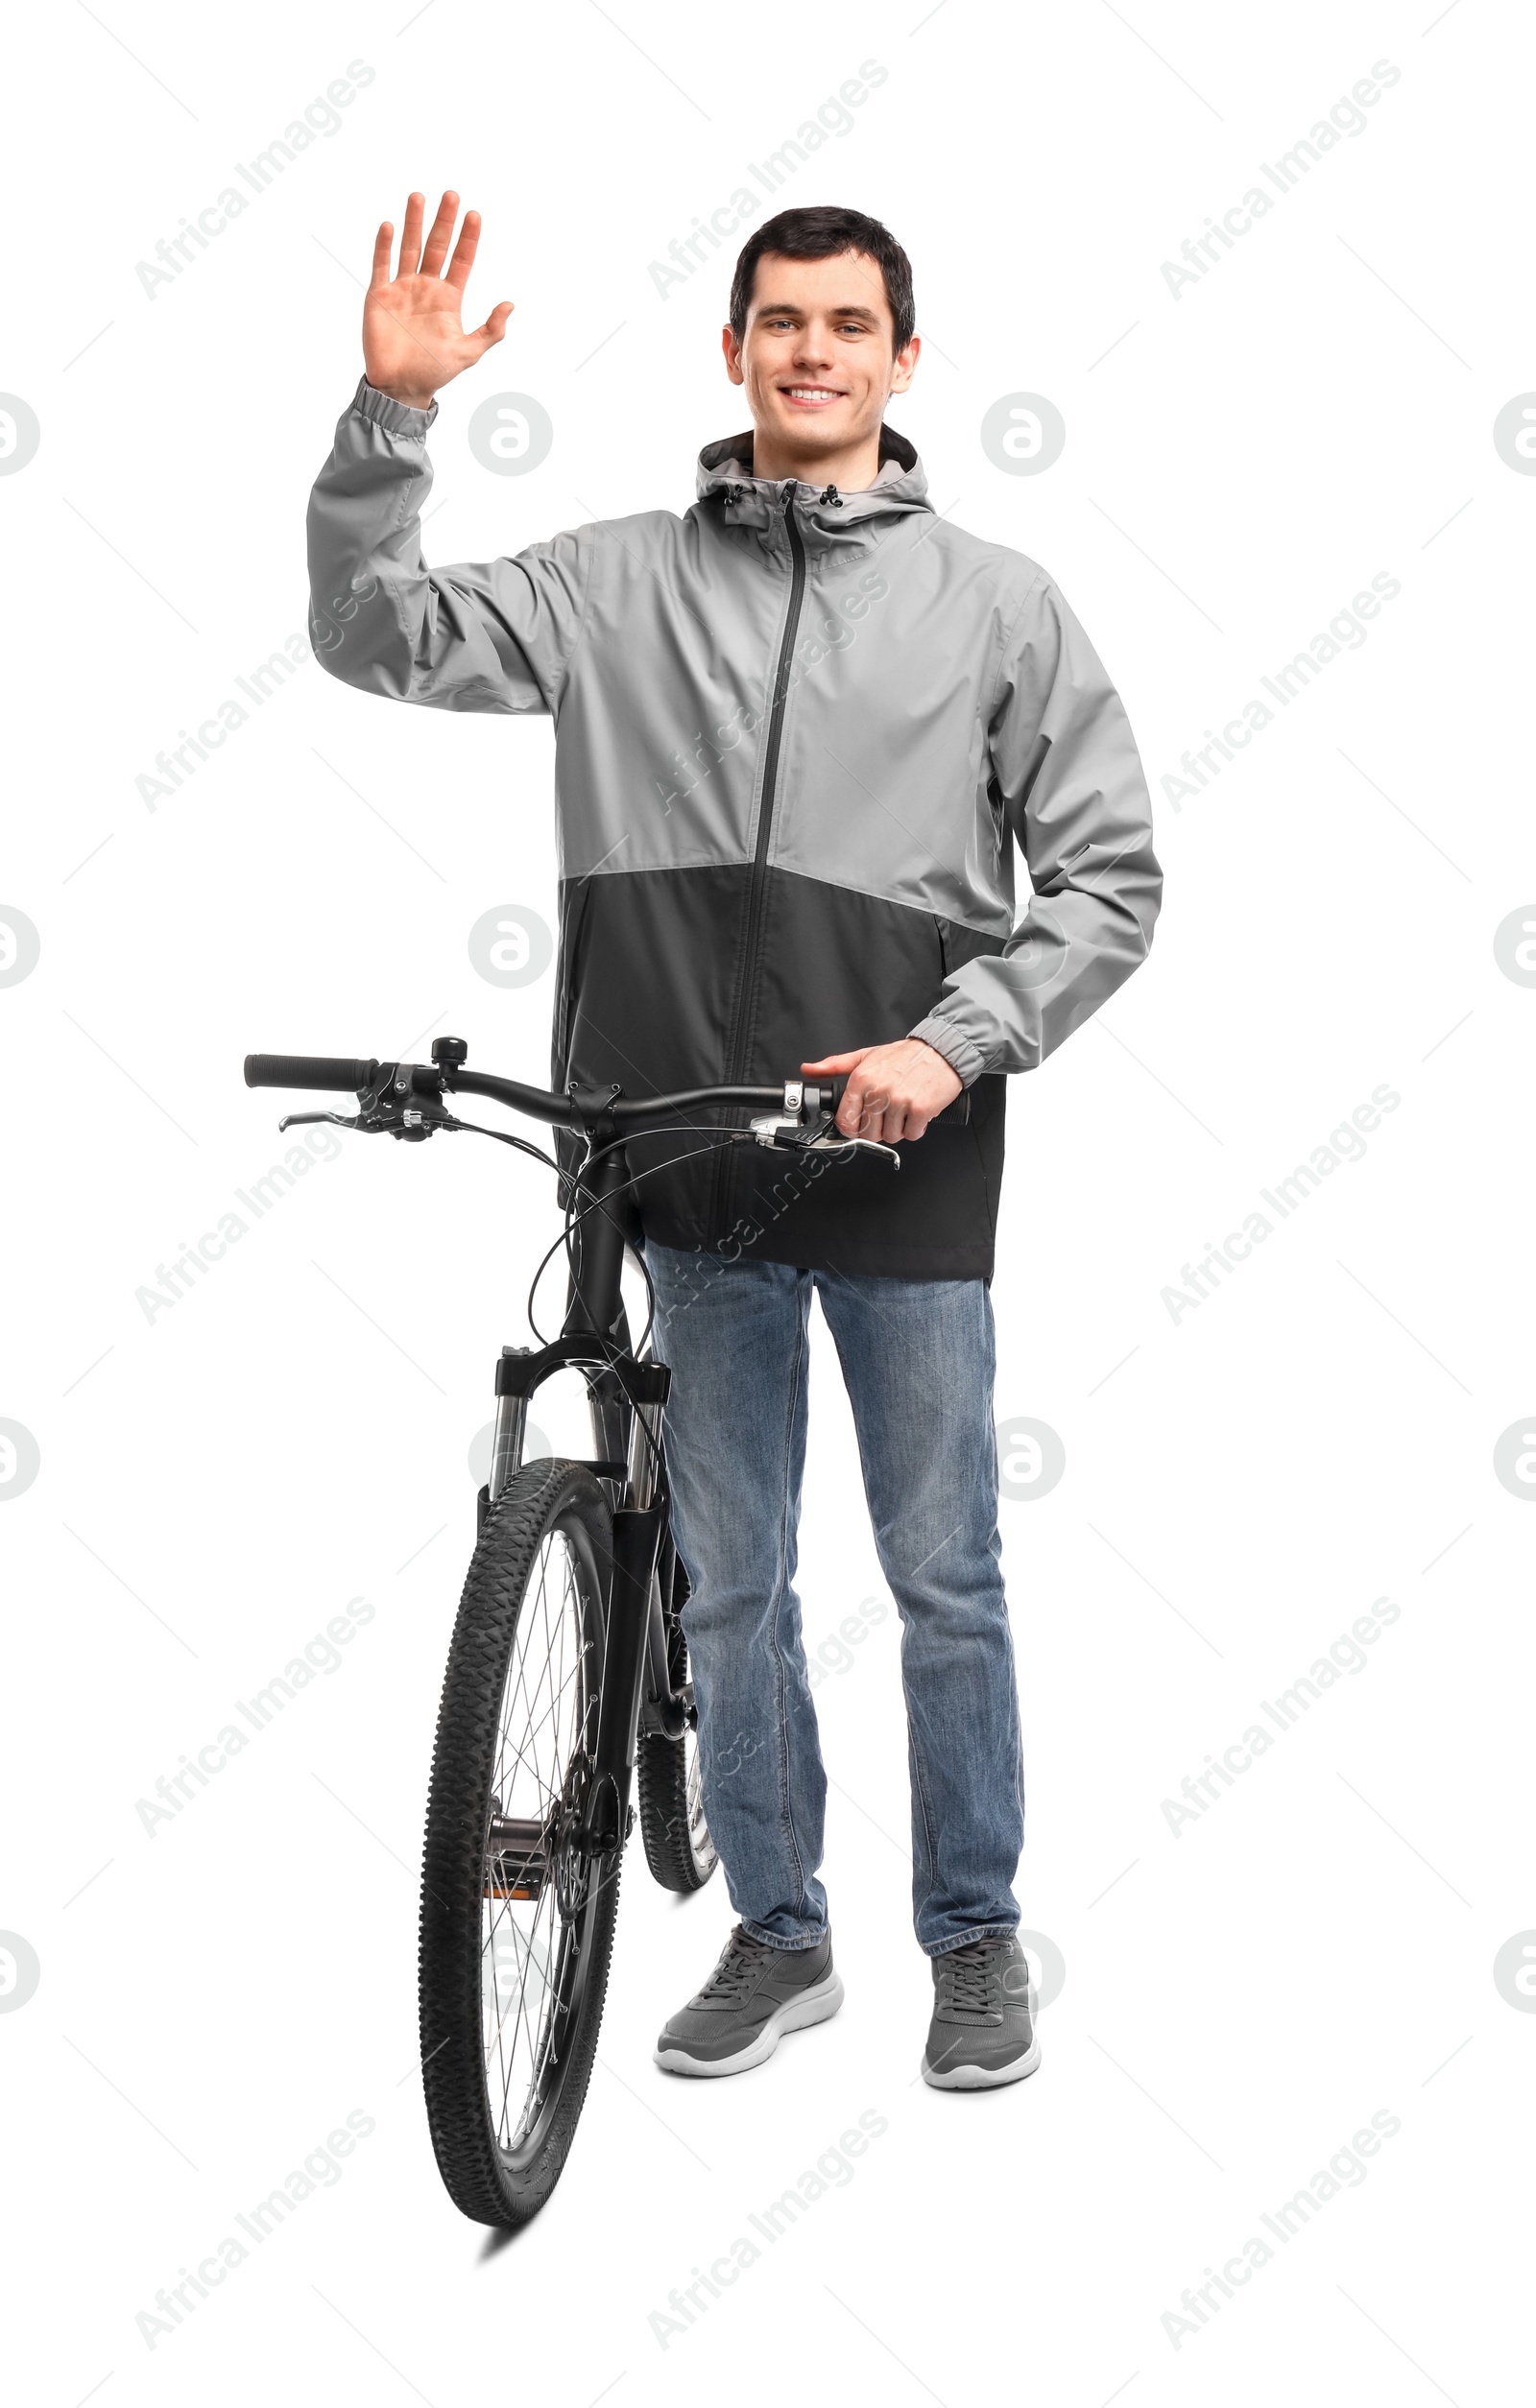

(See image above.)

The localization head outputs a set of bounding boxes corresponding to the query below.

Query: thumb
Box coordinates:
[473,300,515,350]
[801,1049,866,1074]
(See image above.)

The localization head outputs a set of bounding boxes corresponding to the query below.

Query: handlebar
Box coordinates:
[242,1044,967,1145]
[242,1051,829,1127]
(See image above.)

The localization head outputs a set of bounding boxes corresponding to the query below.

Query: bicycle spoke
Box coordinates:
[477,1520,599,2158]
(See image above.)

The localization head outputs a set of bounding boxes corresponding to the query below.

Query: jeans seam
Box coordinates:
[905,1698,944,1928]
[740,1921,824,1953]
[926,1923,1019,1960]
[768,1283,811,1919]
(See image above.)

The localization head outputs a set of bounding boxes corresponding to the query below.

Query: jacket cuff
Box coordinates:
[909,1015,987,1086]
[352,375,439,438]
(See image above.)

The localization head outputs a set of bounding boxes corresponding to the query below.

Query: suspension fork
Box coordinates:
[581,1356,671,1854]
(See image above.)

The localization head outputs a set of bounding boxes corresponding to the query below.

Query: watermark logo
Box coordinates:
[1162,1084,1401,1324]
[1159,62,1402,303]
[1160,2110,1402,2351]
[468,905,553,987]
[468,1420,551,1483]
[1493,905,1536,985]
[0,395,40,476]
[0,906,40,986]
[135,630,321,813]
[805,1593,888,1689]
[133,63,376,302]
[136,1126,342,1325]
[996,1416,1066,1501]
[133,1599,376,1840]
[980,393,1066,476]
[1493,1932,1536,2011]
[0,1932,40,2013]
[1161,1598,1402,1838]
[1493,395,1536,474]
[468,393,553,475]
[0,1420,40,1500]
[646,61,889,302]
[1161,576,1403,814]
[1017,1928,1067,2010]
[1493,1419,1536,1500]
[134,2109,376,2350]
[647,2108,890,2349]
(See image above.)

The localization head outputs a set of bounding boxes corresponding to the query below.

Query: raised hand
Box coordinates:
[362,190,513,411]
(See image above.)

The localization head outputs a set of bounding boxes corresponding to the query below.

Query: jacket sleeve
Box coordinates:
[306,378,590,713]
[908,574,1163,1083]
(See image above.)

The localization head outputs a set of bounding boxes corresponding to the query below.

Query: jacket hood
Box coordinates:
[696,425,932,539]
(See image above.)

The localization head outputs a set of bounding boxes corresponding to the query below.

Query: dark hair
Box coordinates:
[729,205,915,354]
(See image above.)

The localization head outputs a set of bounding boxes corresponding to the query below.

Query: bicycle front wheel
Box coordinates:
[419,1460,619,2227]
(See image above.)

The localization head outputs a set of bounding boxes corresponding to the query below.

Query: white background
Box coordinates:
[3,1,1532,2401]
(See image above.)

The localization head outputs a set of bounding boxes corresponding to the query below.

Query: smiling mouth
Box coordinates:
[780,386,847,406]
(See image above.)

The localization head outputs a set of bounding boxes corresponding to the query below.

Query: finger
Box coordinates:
[370,220,395,290]
[801,1052,864,1074]
[396,190,427,277]
[444,205,481,293]
[470,300,515,352]
[420,189,460,279]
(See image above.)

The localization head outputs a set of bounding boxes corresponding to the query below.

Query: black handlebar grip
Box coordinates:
[244,1054,378,1092]
[817,1067,969,1127]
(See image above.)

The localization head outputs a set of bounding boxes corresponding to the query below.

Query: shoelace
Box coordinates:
[699,1930,772,2002]
[944,1943,998,2014]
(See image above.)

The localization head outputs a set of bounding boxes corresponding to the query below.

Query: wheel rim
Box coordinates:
[684,1729,716,1876]
[480,1517,601,2170]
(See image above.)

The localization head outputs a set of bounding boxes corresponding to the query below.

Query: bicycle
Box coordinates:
[242,1037,906,2227]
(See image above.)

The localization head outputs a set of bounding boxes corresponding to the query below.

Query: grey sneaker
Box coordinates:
[921,1934,1042,2090]
[655,1924,844,2078]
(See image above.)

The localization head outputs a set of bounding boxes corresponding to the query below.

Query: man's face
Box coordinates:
[723,250,919,467]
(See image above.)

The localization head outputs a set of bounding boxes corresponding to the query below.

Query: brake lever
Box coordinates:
[778,1127,901,1170]
[276,1105,460,1141]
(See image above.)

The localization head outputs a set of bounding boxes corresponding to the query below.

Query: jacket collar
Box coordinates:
[695,425,931,545]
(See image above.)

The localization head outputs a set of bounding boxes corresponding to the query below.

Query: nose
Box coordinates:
[791,322,836,372]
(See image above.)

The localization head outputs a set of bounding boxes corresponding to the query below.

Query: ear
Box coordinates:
[721,323,745,387]
[888,333,922,397]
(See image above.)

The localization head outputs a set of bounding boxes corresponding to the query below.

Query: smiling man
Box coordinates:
[307,197,1161,2090]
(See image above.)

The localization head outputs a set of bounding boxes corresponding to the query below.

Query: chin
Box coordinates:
[771,409,857,446]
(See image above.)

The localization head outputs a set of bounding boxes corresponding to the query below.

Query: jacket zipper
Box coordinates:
[711,496,807,1233]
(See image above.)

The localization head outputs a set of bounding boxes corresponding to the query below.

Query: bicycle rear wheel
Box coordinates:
[419,1459,619,2227]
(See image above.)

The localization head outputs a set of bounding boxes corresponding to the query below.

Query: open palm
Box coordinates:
[363,190,513,411]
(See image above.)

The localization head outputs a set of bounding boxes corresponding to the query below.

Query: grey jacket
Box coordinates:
[307,379,1162,1277]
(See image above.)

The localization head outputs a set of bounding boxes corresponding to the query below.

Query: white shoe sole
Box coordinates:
[654,1967,845,2078]
[921,2034,1042,2090]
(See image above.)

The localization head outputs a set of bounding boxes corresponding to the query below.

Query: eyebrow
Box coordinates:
[753,300,882,323]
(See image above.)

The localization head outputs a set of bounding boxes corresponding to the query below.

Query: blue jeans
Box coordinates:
[644,1242,1025,1957]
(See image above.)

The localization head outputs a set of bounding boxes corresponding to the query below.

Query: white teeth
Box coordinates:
[785,387,841,400]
